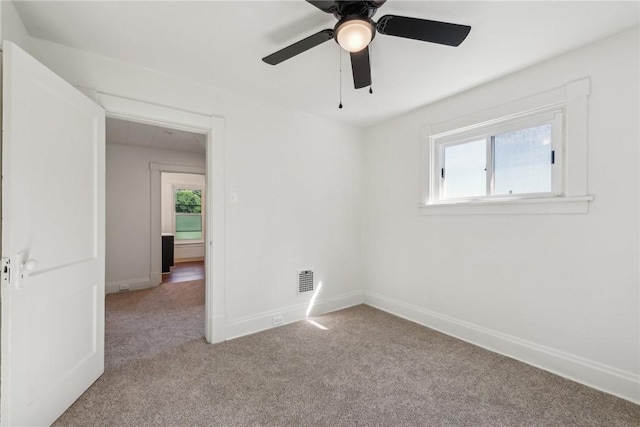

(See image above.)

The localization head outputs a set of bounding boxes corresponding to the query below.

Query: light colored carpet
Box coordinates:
[102,279,205,371]
[54,282,639,426]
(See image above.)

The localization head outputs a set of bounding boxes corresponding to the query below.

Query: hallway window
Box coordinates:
[175,188,202,240]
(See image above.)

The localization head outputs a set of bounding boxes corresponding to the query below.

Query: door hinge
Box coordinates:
[2,257,10,287]
[441,168,445,179]
[551,150,555,164]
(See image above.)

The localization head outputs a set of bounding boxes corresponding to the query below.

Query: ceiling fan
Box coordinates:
[262,0,471,90]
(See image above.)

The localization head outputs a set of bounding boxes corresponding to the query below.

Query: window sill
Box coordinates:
[174,240,205,246]
[419,195,594,215]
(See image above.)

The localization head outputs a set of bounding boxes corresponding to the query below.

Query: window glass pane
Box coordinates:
[443,139,486,199]
[175,188,202,240]
[176,214,202,232]
[175,231,202,240]
[493,124,552,196]
[175,189,201,213]
[175,214,202,240]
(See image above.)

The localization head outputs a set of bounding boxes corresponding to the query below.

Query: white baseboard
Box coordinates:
[364,290,640,404]
[105,276,158,294]
[149,271,162,286]
[225,290,364,341]
[208,314,226,344]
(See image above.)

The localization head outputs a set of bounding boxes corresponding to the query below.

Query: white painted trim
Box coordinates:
[225,291,364,341]
[420,195,594,215]
[210,314,227,344]
[149,271,162,285]
[97,92,212,133]
[363,291,640,404]
[208,116,226,344]
[105,277,157,294]
[96,93,226,344]
[421,78,589,138]
[150,163,205,173]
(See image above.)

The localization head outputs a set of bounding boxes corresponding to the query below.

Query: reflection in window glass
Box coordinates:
[494,124,552,196]
[443,139,486,199]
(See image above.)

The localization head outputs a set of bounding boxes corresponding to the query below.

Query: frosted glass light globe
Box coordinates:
[336,20,373,53]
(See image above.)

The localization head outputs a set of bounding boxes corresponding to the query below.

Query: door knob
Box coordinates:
[23,259,37,271]
[16,252,37,289]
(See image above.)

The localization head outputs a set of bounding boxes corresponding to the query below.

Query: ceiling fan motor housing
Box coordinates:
[330,1,384,19]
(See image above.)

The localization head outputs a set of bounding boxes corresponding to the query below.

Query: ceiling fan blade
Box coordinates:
[350,47,371,89]
[263,29,334,65]
[377,15,471,47]
[306,1,339,14]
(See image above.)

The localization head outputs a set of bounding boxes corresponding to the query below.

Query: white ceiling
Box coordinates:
[106,118,206,154]
[14,1,640,128]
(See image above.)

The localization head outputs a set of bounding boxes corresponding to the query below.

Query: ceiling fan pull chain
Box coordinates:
[369,44,373,94]
[338,47,343,109]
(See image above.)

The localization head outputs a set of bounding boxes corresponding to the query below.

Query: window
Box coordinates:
[175,188,203,240]
[420,78,592,215]
[435,112,562,203]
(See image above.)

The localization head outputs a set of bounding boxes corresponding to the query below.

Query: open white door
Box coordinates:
[1,42,105,426]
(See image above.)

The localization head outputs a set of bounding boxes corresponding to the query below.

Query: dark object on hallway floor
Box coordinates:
[161,233,174,273]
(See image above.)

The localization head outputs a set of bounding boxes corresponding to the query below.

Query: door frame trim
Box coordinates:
[95,91,226,344]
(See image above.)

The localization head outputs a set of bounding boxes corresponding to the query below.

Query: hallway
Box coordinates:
[105,261,205,370]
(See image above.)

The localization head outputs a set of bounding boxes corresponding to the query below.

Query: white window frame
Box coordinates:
[173,184,205,244]
[434,110,563,203]
[420,78,594,215]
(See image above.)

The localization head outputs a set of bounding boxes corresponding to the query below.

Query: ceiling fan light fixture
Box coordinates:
[335,18,374,52]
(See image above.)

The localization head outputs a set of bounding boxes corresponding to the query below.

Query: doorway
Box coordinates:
[161,174,206,290]
[96,91,226,345]
[105,118,208,368]
[104,117,207,292]
[161,172,206,283]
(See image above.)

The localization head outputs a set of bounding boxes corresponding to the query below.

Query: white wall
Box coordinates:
[362,27,639,402]
[30,38,365,326]
[0,1,30,52]
[106,144,206,292]
[161,172,206,262]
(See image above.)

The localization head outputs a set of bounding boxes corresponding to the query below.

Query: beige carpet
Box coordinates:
[54,282,639,426]
[101,279,205,371]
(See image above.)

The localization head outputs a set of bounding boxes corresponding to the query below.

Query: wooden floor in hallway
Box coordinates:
[162,260,205,284]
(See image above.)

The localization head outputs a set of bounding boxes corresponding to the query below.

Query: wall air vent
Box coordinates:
[298,270,314,294]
